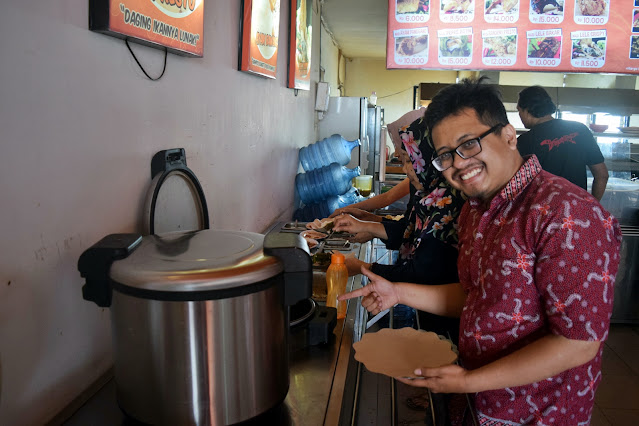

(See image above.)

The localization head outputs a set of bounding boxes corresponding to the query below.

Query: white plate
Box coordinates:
[618,127,639,134]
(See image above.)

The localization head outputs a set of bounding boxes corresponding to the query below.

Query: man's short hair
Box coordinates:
[517,86,557,118]
[424,77,509,137]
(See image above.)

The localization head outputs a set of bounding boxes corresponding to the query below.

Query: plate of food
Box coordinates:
[303,237,319,250]
[618,127,639,134]
[311,252,332,268]
[301,230,328,240]
[353,328,458,379]
[306,218,334,231]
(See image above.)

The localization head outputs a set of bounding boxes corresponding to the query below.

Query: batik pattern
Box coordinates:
[457,155,622,425]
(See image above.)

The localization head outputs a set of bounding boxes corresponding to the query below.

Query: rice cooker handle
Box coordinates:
[263,231,312,306]
[77,233,143,308]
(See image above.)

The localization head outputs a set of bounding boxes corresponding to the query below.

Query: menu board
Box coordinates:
[239,0,281,78]
[288,0,313,90]
[89,0,204,57]
[387,0,639,75]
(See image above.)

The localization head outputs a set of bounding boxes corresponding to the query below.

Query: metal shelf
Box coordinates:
[592,132,639,140]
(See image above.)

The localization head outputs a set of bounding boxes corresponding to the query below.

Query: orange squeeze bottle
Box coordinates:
[326,252,348,319]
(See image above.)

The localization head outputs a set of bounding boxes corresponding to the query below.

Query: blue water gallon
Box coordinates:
[293,187,362,222]
[295,163,361,204]
[299,134,360,172]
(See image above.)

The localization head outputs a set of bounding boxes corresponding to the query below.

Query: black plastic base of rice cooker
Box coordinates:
[290,305,337,350]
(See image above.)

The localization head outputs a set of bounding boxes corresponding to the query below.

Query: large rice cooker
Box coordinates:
[78,229,311,425]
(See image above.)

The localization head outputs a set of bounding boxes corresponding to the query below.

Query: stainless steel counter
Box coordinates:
[282,240,367,426]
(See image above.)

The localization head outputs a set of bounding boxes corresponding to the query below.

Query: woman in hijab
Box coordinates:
[332,113,466,339]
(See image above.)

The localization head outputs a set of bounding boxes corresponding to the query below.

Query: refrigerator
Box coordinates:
[317,97,384,179]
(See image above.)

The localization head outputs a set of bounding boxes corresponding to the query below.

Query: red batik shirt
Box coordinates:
[456,155,621,425]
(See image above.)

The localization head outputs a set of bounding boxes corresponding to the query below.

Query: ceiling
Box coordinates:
[321,0,388,59]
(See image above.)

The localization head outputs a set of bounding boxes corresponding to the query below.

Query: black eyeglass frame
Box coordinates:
[431,124,506,172]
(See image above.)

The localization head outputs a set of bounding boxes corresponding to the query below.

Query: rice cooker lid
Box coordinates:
[109,229,283,292]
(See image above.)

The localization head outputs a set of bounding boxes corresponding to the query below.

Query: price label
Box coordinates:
[440,13,474,24]
[571,58,604,68]
[395,14,429,24]
[396,55,428,65]
[527,57,561,67]
[575,15,608,25]
[530,14,564,25]
[439,56,472,66]
[483,56,516,66]
[485,14,518,24]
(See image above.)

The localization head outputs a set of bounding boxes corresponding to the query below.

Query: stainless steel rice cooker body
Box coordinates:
[78,229,311,425]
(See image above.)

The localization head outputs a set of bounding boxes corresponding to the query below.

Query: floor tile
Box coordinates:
[601,345,633,376]
[600,408,639,426]
[595,373,639,409]
[606,325,639,376]
[590,405,612,426]
[606,325,639,350]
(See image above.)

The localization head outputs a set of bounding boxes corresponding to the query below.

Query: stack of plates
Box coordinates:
[618,127,639,135]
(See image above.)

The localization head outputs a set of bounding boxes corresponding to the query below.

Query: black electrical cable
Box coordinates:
[125,38,167,81]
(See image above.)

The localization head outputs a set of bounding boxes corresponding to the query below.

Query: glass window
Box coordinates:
[558,111,588,125]
[507,111,523,129]
[592,113,625,131]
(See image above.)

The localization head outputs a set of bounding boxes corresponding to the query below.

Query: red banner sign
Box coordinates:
[387,0,639,75]
[239,0,281,79]
[90,0,204,57]
[288,0,312,90]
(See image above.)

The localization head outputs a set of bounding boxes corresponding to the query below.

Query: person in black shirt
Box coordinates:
[516,85,608,200]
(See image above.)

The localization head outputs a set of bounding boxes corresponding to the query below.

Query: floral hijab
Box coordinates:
[396,116,467,260]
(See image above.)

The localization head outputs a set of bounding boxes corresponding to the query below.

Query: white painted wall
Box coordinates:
[319,24,341,97]
[0,1,322,424]
[342,58,458,124]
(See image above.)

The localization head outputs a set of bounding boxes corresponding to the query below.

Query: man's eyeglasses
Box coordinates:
[431,124,506,172]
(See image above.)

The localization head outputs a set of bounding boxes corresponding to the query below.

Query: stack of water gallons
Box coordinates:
[293,134,363,221]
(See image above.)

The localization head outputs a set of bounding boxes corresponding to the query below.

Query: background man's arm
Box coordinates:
[588,162,608,201]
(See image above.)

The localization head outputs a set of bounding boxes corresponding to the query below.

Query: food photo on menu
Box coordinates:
[571,36,605,60]
[483,35,517,57]
[439,35,472,57]
[441,0,474,14]
[633,9,639,33]
[574,0,608,17]
[396,34,429,56]
[396,0,429,15]
[530,0,563,15]
[484,0,519,15]
[631,35,639,59]
[528,35,561,58]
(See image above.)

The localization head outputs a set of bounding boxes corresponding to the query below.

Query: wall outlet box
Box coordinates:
[315,82,330,112]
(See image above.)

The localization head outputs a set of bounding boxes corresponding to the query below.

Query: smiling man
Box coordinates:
[339,79,622,425]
